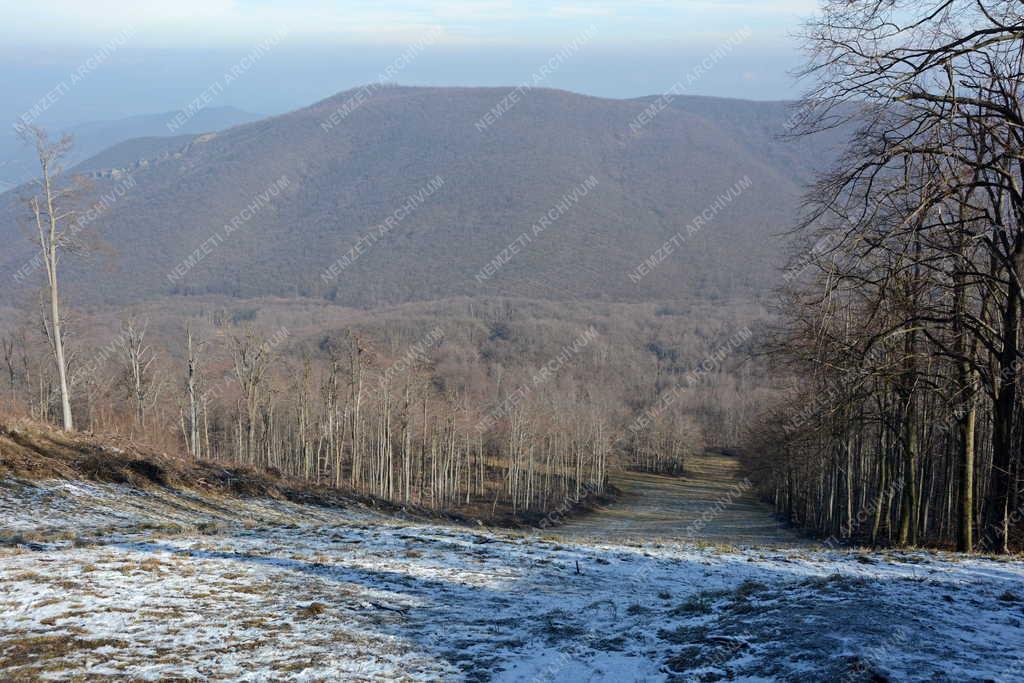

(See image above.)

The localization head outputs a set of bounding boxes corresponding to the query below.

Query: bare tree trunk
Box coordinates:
[22,126,80,431]
[184,327,201,457]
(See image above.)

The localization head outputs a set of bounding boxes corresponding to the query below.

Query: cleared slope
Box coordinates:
[553,451,806,546]
[2,472,1023,680]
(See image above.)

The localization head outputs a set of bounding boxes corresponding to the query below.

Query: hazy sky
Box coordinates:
[1,1,817,125]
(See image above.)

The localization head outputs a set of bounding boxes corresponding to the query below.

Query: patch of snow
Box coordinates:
[1,479,1023,681]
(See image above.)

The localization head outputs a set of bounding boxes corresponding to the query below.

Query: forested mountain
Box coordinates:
[0,86,847,307]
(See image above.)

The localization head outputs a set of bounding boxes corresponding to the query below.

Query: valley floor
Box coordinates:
[2,479,1024,681]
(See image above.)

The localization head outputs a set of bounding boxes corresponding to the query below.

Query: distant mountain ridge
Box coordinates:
[0,106,261,188]
[0,86,848,307]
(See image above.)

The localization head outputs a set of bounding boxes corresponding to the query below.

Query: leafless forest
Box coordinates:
[746,0,1024,553]
[2,263,764,521]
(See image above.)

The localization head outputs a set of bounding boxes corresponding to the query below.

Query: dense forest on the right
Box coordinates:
[746,0,1024,554]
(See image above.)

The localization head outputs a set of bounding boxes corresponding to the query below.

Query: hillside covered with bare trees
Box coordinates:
[2,282,767,521]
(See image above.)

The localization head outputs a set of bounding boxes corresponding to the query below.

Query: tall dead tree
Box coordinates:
[21,126,83,430]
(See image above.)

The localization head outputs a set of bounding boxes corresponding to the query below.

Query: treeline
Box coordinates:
[748,1,1024,552]
[0,293,771,519]
[2,314,615,517]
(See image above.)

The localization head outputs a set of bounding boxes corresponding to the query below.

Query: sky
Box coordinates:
[0,1,818,126]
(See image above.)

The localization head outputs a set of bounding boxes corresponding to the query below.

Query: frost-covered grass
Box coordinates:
[2,479,1024,681]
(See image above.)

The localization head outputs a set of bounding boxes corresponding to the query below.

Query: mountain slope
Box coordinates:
[0,87,847,307]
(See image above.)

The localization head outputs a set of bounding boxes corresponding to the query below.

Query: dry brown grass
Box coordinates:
[298,602,327,618]
[137,557,167,572]
[0,634,130,674]
[0,417,287,497]
[31,597,63,609]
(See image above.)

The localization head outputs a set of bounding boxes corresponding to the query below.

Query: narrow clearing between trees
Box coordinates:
[553,451,806,547]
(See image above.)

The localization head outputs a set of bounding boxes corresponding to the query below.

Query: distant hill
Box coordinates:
[0,106,261,188]
[0,86,848,307]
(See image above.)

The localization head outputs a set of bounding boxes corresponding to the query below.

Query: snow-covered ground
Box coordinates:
[2,478,1024,681]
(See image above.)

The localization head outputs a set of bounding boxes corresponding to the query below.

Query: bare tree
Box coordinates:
[1,334,16,406]
[231,328,271,464]
[183,325,207,458]
[118,317,160,429]
[20,126,85,430]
